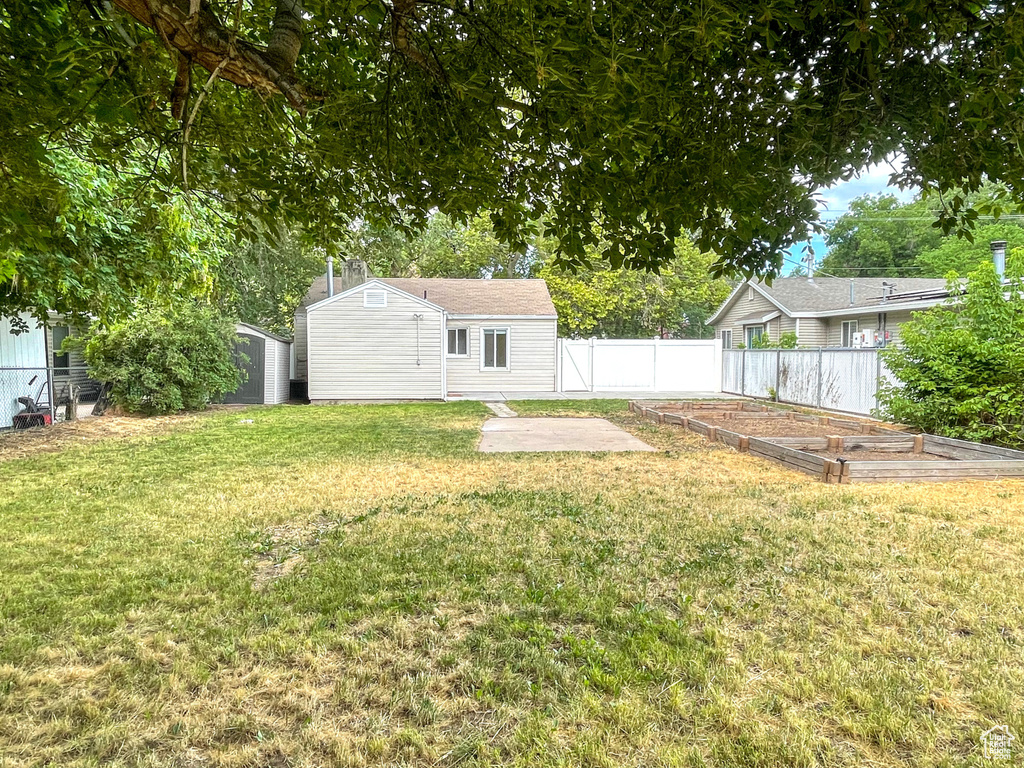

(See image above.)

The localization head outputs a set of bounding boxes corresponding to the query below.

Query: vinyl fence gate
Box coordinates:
[558,338,723,393]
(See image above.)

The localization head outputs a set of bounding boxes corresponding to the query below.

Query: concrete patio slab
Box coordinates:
[478,417,657,453]
[451,391,740,402]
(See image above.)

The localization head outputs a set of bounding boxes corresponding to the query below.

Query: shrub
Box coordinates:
[79,304,241,414]
[748,331,799,349]
[877,254,1024,446]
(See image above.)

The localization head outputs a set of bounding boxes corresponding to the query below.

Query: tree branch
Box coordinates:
[109,0,309,114]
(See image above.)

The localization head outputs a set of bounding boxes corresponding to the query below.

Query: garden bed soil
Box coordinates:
[689,416,864,438]
[630,401,1024,483]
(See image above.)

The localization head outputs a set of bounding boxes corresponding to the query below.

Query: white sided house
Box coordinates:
[295,272,558,401]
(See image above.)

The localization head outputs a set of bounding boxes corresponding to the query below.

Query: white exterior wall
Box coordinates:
[293,308,307,381]
[1,314,48,428]
[308,287,444,400]
[274,340,291,403]
[261,339,292,404]
[444,317,557,393]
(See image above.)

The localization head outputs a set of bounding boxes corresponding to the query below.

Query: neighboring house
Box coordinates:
[709,277,949,348]
[294,263,558,400]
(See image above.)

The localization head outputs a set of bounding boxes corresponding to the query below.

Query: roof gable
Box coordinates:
[710,276,949,323]
[302,275,557,317]
[305,279,445,314]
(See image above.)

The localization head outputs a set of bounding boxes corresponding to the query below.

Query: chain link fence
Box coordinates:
[723,348,890,416]
[0,366,103,429]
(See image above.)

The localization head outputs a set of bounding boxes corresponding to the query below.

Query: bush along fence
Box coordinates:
[723,348,895,416]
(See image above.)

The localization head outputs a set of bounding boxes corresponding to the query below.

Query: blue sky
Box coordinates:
[787,161,918,275]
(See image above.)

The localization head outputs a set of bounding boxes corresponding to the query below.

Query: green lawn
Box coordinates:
[1,402,1023,767]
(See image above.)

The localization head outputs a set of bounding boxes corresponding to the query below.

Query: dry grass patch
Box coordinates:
[1,401,1023,767]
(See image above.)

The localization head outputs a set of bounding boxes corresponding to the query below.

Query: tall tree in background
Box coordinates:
[539,239,731,339]
[819,185,1024,278]
[4,0,1024,319]
[213,226,324,335]
[342,215,539,280]
[819,195,942,277]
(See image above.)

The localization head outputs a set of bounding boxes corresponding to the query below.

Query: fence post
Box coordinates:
[816,347,823,408]
[775,348,781,400]
[588,336,595,392]
[741,348,746,396]
[874,350,882,413]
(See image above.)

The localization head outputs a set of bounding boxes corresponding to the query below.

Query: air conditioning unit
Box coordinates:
[853,329,880,348]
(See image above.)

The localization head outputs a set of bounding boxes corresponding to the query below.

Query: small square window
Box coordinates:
[745,324,764,347]
[363,290,387,308]
[447,328,469,356]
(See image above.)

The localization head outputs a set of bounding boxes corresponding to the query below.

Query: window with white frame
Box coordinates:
[841,320,859,347]
[745,324,764,347]
[363,290,387,308]
[447,327,469,356]
[481,328,509,370]
[721,329,733,349]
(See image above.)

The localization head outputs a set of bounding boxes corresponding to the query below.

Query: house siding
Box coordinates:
[796,318,828,347]
[307,287,444,400]
[714,288,781,345]
[260,338,291,404]
[445,317,557,393]
[275,340,291,403]
[293,307,307,381]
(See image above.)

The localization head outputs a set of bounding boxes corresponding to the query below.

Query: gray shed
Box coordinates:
[224,323,292,405]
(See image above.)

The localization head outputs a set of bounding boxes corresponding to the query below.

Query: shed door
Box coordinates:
[224,334,265,404]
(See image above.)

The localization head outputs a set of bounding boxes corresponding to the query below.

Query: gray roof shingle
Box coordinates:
[302,276,557,316]
[752,277,947,313]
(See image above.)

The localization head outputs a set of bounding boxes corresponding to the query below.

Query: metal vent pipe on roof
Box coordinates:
[991,240,1007,281]
[326,255,334,297]
[849,279,855,306]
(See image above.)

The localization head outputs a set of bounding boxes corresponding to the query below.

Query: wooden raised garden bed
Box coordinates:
[631,401,1024,483]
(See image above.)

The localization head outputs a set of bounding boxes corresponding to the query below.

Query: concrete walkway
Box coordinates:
[478,417,657,453]
[451,390,739,402]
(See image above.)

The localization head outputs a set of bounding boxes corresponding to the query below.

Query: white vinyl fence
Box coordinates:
[723,348,895,416]
[559,338,722,393]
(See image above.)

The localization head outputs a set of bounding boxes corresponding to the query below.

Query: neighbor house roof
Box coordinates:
[709,277,948,324]
[302,276,557,316]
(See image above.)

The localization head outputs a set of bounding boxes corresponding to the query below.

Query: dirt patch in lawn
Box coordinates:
[251,516,337,590]
[0,413,212,463]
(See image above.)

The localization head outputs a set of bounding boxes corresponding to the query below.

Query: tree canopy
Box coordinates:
[4,0,1024,318]
[819,185,1024,278]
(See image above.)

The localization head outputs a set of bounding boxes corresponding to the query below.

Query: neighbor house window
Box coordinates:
[841,320,859,347]
[481,328,509,370]
[447,327,469,356]
[745,324,764,347]
[52,325,70,375]
[363,290,387,308]
[721,329,733,349]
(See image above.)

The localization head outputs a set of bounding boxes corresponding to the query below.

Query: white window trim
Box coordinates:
[363,290,388,308]
[447,327,470,357]
[745,324,765,347]
[721,329,733,349]
[841,320,859,348]
[479,327,510,371]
